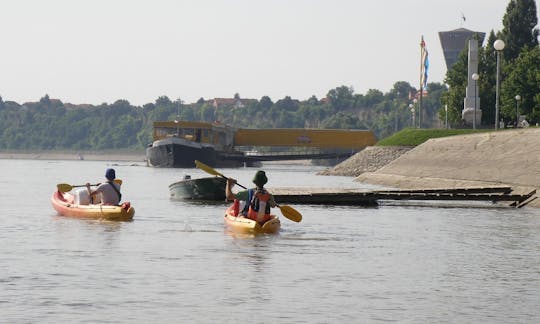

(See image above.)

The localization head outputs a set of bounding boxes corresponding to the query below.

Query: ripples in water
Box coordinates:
[1,160,539,323]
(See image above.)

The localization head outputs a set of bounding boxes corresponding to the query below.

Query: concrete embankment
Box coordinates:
[353,128,540,207]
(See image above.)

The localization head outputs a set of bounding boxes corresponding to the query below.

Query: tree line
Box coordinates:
[0,82,444,150]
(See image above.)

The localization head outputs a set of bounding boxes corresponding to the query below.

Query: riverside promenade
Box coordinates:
[354,128,540,208]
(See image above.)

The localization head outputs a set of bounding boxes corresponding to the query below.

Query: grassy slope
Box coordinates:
[376,128,490,147]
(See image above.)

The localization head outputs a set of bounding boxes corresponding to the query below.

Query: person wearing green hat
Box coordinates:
[225,170,276,224]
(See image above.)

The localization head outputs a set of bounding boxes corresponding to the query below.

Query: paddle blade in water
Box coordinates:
[278,205,302,222]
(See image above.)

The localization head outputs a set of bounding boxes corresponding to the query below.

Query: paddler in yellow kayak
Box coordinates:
[225,170,277,225]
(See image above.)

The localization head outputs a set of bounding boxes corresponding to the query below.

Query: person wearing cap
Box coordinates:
[86,168,122,205]
[225,170,276,224]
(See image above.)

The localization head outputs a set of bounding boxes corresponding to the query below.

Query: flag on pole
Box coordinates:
[420,36,429,89]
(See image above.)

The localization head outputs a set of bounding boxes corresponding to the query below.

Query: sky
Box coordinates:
[1,0,535,106]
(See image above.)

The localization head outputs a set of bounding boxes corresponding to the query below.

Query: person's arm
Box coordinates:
[268,194,277,208]
[86,183,97,198]
[225,178,237,201]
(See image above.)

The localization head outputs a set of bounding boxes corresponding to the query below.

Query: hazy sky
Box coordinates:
[1,0,533,106]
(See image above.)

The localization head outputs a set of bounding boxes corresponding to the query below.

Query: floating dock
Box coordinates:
[269,186,536,208]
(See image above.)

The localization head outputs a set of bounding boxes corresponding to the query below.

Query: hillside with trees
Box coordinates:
[0,81,443,150]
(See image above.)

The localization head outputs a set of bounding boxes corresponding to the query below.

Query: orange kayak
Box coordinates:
[224,203,280,234]
[51,190,135,221]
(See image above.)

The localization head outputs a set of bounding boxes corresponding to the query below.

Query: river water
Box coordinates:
[1,159,539,323]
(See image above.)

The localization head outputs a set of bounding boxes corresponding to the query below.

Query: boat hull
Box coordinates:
[224,204,280,234]
[169,176,227,200]
[146,138,248,168]
[51,191,135,221]
[146,138,218,168]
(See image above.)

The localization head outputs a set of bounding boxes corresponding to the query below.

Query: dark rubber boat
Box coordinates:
[169,175,227,200]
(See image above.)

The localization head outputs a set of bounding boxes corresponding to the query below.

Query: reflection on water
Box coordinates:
[0,159,539,323]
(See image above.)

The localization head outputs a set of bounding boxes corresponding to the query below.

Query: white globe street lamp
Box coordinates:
[494,39,505,130]
[493,39,505,51]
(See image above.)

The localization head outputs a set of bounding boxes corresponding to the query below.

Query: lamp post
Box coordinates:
[394,106,398,133]
[394,92,400,133]
[494,39,505,130]
[515,95,521,127]
[409,104,415,127]
[175,101,181,135]
[445,104,448,129]
[471,73,479,129]
[413,98,418,128]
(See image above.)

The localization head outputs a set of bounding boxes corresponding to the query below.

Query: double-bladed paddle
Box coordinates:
[195,160,302,222]
[57,179,123,193]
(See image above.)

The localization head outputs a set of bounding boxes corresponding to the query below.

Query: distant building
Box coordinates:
[439,28,486,70]
[212,97,256,109]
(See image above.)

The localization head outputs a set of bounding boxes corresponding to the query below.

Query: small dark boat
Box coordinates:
[169,175,227,200]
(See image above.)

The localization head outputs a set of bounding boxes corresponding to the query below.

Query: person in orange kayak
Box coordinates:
[225,170,276,224]
[86,168,122,205]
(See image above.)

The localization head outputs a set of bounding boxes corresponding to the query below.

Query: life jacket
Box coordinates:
[244,188,272,223]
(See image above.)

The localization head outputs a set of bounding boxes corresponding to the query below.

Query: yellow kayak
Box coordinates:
[51,190,135,221]
[224,204,280,234]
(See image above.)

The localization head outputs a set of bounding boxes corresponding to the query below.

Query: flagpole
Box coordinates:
[419,36,423,128]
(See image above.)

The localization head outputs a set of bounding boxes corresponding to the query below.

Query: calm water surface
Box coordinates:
[1,159,539,323]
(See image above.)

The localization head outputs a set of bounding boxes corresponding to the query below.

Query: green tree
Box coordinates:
[363,89,385,107]
[306,95,318,105]
[327,86,355,112]
[200,103,216,122]
[274,96,299,112]
[389,81,413,99]
[500,0,539,61]
[501,46,540,124]
[321,112,361,129]
[155,96,172,106]
[40,94,51,106]
[259,96,273,110]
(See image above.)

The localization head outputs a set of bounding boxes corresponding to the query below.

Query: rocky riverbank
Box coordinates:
[318,146,412,177]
